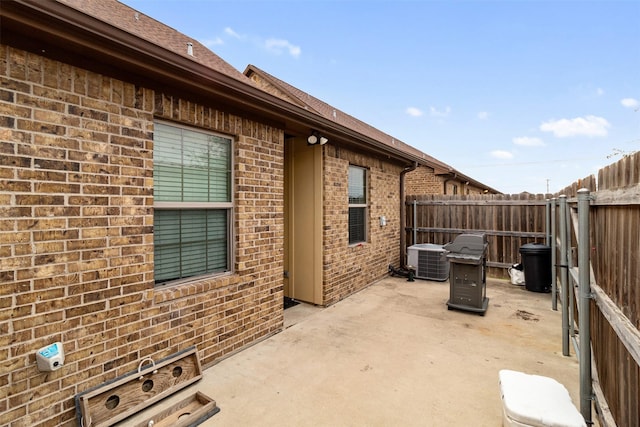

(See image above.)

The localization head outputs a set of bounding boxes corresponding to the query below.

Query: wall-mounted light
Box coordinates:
[307,131,328,146]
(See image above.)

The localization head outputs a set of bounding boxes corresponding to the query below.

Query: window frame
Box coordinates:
[348,165,369,245]
[153,120,234,286]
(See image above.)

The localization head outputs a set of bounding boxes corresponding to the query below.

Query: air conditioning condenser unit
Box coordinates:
[407,243,449,281]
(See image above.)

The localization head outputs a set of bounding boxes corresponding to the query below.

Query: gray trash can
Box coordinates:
[519,243,551,293]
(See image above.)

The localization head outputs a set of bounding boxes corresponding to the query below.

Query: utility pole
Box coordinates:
[546,179,550,194]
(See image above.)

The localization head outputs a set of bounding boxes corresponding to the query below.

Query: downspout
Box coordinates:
[443,172,457,195]
[400,162,418,268]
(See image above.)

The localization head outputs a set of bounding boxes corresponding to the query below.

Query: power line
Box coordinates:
[457,156,603,169]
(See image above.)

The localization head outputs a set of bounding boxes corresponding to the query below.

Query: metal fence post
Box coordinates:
[546,198,551,246]
[567,198,576,343]
[550,198,557,311]
[558,195,570,356]
[577,188,592,424]
[412,199,417,246]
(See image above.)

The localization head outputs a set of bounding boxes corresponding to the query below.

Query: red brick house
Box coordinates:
[0,1,495,425]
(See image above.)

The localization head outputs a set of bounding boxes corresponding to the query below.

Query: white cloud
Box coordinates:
[429,106,451,118]
[224,27,243,39]
[491,150,514,160]
[202,37,224,47]
[265,38,301,58]
[406,107,423,117]
[596,88,605,96]
[513,136,545,147]
[621,98,639,109]
[221,27,301,59]
[539,115,610,138]
[477,111,490,120]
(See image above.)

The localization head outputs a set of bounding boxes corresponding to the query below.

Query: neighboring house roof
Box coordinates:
[1,0,498,193]
[245,65,450,172]
[245,65,500,193]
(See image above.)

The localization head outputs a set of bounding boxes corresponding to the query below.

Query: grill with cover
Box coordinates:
[444,233,489,315]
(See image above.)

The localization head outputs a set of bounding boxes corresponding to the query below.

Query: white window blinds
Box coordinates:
[153,122,232,284]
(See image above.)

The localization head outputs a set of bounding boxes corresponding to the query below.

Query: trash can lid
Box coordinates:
[519,243,551,254]
[499,370,586,427]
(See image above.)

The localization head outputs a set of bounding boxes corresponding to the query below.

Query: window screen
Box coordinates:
[153,122,232,284]
[154,122,231,203]
[348,166,367,244]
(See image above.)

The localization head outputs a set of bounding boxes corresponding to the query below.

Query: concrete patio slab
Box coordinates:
[124,276,582,426]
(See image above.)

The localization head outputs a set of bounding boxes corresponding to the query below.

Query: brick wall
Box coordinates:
[405,166,488,196]
[466,185,487,195]
[442,180,487,195]
[0,46,284,427]
[405,165,442,195]
[322,146,403,305]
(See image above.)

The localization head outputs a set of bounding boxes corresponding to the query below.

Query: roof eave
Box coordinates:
[2,0,429,167]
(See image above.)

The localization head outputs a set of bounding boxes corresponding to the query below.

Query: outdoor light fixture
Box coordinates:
[307,131,328,146]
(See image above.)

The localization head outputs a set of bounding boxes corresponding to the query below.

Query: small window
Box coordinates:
[153,122,233,285]
[348,165,368,244]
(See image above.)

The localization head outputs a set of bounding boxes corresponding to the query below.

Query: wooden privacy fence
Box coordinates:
[405,193,549,278]
[554,153,640,427]
[406,151,640,426]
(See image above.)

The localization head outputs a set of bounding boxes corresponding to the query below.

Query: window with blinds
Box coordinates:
[348,165,368,244]
[153,122,232,284]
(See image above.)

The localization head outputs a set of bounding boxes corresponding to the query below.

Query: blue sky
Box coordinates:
[123,0,639,194]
